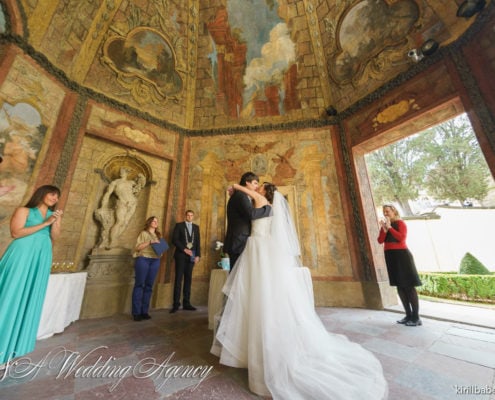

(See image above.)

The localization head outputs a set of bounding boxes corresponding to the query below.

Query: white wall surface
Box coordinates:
[405,207,495,272]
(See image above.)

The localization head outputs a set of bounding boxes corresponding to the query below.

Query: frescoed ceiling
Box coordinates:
[6,0,485,130]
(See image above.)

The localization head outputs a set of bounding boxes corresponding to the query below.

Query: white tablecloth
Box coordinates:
[207,269,228,329]
[207,267,314,330]
[37,272,88,340]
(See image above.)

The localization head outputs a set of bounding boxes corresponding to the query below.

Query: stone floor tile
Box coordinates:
[429,341,495,368]
[2,305,495,400]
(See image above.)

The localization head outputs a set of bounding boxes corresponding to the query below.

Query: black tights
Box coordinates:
[397,286,419,320]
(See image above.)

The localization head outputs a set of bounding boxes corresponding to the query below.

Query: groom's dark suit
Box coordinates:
[224,189,271,271]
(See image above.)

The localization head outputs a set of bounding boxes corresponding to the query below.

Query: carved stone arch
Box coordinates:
[99,151,153,183]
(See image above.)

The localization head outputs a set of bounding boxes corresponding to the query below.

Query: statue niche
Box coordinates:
[94,156,150,250]
[82,154,151,319]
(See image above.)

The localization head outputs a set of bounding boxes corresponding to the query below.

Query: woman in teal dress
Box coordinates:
[0,185,63,365]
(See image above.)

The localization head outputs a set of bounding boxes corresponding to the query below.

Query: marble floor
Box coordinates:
[1,305,494,400]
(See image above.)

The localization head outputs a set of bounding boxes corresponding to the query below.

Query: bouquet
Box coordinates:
[215,241,226,258]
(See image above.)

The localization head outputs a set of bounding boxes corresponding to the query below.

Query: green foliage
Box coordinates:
[366,133,431,215]
[366,114,490,214]
[459,252,491,275]
[423,114,490,204]
[418,272,495,303]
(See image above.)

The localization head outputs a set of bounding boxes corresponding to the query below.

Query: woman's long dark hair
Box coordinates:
[144,216,161,239]
[25,185,61,210]
[263,182,277,204]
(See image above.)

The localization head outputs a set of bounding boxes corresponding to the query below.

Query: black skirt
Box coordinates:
[384,249,422,287]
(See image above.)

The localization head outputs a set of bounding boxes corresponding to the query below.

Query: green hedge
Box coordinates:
[418,272,495,304]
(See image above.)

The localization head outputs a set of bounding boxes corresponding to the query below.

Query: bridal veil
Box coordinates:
[212,191,388,399]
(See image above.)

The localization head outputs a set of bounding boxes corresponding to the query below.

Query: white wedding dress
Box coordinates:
[211,192,387,399]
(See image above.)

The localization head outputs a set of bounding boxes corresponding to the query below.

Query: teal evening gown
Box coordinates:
[0,208,53,364]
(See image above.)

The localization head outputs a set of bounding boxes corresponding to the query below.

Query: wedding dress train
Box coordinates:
[211,192,387,399]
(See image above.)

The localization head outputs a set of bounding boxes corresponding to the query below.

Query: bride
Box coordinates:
[211,182,387,399]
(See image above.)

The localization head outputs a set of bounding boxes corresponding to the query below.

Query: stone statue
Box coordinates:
[95,167,146,249]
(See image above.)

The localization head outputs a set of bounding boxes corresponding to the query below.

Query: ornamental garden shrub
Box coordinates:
[418,253,494,303]
[459,252,491,275]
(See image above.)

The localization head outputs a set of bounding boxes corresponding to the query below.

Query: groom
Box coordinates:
[224,172,271,271]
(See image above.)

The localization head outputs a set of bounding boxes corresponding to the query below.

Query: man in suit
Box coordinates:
[170,209,201,313]
[224,171,272,271]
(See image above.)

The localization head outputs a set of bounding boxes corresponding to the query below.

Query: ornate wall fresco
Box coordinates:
[188,127,353,281]
[85,103,178,158]
[10,0,481,129]
[0,55,66,256]
[206,1,300,119]
[327,0,419,85]
[1,0,492,309]
[20,0,193,127]
[195,0,320,128]
[102,27,183,102]
[346,61,458,147]
[320,0,478,111]
[0,102,43,221]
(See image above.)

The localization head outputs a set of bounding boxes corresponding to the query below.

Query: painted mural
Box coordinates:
[85,104,177,158]
[103,27,183,103]
[188,128,352,276]
[0,102,45,222]
[207,0,300,119]
[328,0,419,85]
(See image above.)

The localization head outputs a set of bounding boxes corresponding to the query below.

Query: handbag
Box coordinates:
[151,238,169,257]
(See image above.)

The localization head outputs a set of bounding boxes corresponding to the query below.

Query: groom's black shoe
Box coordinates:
[183,305,196,311]
[396,316,411,324]
[169,307,179,314]
[405,318,422,327]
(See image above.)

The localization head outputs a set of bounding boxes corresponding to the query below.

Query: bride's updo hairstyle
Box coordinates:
[262,182,277,204]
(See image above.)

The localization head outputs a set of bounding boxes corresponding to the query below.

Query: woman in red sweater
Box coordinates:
[378,204,422,326]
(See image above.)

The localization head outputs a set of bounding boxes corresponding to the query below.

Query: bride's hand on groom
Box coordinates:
[227,186,234,196]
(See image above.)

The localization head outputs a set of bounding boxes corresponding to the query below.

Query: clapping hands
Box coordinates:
[379,217,390,231]
[47,209,63,224]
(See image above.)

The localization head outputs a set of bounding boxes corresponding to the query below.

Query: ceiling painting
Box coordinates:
[102,27,183,104]
[328,0,420,85]
[2,0,484,129]
[207,0,300,119]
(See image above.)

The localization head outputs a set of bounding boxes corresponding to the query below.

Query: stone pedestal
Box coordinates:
[80,248,134,319]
